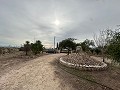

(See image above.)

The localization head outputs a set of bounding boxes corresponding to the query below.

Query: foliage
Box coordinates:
[93,28,114,62]
[107,31,120,63]
[80,39,94,52]
[31,40,43,55]
[23,40,43,55]
[94,27,120,63]
[56,42,59,49]
[94,47,101,55]
[59,38,76,55]
[59,38,76,50]
[24,41,31,55]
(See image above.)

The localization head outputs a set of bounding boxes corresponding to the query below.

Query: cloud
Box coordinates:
[0,0,120,47]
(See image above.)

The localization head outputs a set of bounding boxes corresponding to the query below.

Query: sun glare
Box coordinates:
[54,19,60,26]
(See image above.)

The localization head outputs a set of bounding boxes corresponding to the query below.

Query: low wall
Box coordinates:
[59,57,107,71]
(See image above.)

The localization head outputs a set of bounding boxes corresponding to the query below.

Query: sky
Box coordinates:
[0,0,120,48]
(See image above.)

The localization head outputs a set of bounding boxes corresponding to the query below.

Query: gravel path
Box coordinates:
[0,54,76,90]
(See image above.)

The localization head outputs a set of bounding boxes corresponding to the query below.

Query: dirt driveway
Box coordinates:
[0,54,78,90]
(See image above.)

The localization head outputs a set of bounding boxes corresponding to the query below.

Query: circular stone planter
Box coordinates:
[59,57,107,71]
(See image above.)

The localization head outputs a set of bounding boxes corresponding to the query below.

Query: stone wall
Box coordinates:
[59,57,107,71]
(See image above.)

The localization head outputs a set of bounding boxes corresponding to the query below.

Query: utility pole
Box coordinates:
[54,36,55,49]
[54,36,55,53]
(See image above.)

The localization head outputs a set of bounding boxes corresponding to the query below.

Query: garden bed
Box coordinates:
[60,54,107,71]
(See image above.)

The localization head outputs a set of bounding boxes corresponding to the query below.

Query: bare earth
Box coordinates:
[0,54,78,90]
[0,53,119,90]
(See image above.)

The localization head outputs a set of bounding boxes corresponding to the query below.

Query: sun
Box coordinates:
[54,19,60,26]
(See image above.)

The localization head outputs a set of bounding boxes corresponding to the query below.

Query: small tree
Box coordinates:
[94,47,101,55]
[93,28,114,62]
[56,42,59,50]
[59,38,76,55]
[80,39,94,52]
[31,40,43,55]
[107,31,120,63]
[31,43,37,55]
[24,41,31,55]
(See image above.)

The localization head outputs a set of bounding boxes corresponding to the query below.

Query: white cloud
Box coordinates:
[0,0,120,47]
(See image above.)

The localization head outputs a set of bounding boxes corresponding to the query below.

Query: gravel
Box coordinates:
[62,53,103,66]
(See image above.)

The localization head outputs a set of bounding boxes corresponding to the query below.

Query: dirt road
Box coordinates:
[0,54,79,90]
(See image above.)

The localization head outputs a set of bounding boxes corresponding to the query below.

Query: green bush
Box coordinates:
[107,32,120,63]
[31,40,43,55]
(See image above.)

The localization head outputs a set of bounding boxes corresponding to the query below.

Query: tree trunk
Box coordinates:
[67,49,70,55]
[26,50,28,55]
[102,48,105,62]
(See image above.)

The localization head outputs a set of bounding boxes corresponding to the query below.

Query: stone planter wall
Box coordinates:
[59,57,108,71]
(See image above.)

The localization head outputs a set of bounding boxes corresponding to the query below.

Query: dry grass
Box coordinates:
[0,51,48,76]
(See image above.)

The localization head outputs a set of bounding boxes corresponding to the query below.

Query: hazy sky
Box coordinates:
[0,0,120,48]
